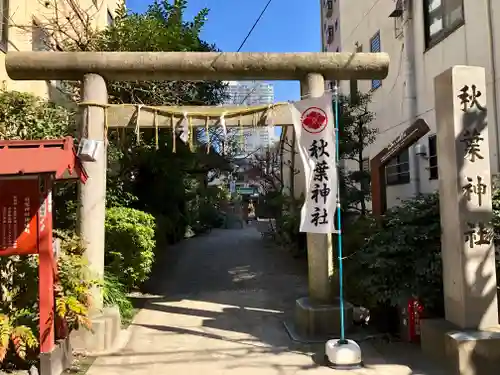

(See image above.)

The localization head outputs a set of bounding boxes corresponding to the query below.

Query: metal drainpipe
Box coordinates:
[404,1,420,196]
[487,0,500,172]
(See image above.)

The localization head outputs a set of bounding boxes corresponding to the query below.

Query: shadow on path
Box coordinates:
[137,227,309,349]
[87,227,450,374]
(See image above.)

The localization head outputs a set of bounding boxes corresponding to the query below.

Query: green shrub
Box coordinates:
[102,273,135,325]
[105,207,156,290]
[271,195,305,256]
[346,190,500,316]
[347,193,443,314]
[0,231,94,366]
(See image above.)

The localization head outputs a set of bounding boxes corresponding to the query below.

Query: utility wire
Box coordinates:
[236,0,274,105]
[340,0,383,47]
[236,0,274,53]
[208,0,274,156]
[241,0,379,106]
[211,0,274,69]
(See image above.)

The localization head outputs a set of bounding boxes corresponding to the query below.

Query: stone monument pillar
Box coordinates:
[437,66,498,329]
[420,66,500,375]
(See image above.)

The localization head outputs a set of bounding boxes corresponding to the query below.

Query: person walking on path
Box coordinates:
[247,199,256,224]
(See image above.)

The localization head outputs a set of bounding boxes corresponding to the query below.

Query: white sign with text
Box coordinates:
[289,94,338,234]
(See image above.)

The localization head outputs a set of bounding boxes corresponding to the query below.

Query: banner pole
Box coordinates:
[333,84,346,342]
[326,84,362,369]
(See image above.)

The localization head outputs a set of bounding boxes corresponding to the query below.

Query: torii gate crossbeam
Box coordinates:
[6,51,389,81]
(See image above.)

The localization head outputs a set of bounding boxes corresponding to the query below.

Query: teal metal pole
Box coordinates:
[333,85,346,342]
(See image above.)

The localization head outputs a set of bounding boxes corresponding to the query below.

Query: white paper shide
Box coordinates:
[290,94,338,234]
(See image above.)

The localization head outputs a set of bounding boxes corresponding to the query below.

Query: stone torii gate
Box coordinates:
[6,51,389,348]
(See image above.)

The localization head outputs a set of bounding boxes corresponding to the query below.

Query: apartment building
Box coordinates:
[226,81,277,155]
[320,0,500,209]
[0,0,119,99]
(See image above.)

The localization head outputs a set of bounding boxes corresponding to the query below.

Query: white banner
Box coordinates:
[289,94,338,234]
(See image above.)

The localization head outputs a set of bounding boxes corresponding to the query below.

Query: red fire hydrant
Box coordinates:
[400,298,424,343]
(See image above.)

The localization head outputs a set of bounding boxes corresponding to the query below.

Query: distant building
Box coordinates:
[225,81,277,155]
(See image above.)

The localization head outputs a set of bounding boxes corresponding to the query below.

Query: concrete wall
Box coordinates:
[320,0,500,209]
[2,0,120,99]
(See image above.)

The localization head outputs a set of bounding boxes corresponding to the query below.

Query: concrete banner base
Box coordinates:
[294,296,353,339]
[420,318,500,375]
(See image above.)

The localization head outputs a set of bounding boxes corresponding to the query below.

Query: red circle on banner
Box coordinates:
[300,107,328,134]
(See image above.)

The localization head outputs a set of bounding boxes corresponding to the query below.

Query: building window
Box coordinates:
[329,80,338,92]
[370,31,381,90]
[335,19,338,31]
[428,135,438,180]
[327,26,334,43]
[361,158,370,190]
[327,0,333,10]
[424,0,464,49]
[362,158,370,172]
[0,0,9,52]
[386,148,410,185]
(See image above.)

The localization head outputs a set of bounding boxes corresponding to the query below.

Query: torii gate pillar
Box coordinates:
[79,74,108,312]
[290,73,353,340]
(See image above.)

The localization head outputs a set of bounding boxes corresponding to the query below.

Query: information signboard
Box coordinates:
[0,177,40,254]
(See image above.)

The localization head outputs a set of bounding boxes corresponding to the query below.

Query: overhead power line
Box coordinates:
[236,0,274,53]
[211,0,274,69]
[236,0,274,105]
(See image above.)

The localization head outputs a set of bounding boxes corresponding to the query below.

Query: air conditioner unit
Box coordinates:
[389,0,405,40]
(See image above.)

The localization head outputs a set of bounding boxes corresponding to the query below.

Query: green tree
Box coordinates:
[32,0,231,235]
[0,90,79,229]
[98,0,227,106]
[337,92,377,216]
[94,1,229,238]
[0,90,74,140]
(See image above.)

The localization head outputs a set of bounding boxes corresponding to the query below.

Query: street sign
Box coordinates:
[236,187,255,195]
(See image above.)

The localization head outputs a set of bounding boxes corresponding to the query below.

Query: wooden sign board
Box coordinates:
[370,119,430,217]
[0,177,41,255]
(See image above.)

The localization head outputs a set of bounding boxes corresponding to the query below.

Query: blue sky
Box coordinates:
[125,0,321,102]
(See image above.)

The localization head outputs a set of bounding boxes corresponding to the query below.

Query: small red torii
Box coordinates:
[0,136,87,363]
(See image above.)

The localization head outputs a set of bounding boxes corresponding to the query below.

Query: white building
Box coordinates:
[226,81,277,155]
[320,0,500,209]
[1,0,119,100]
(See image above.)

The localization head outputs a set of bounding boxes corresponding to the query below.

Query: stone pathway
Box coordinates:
[86,227,449,375]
